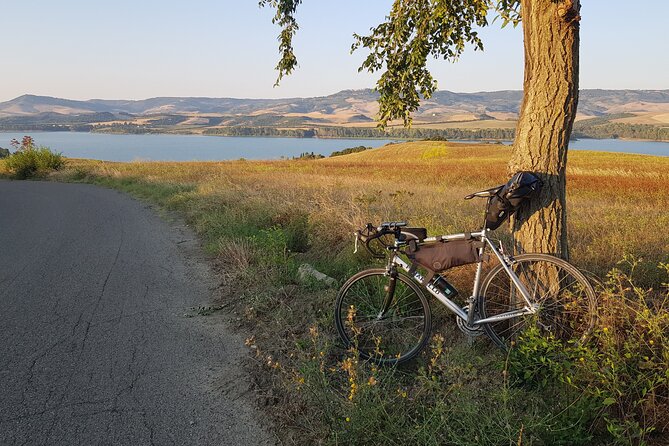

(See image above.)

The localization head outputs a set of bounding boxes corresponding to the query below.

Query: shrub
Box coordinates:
[0,147,10,159]
[294,151,325,160]
[330,146,372,157]
[4,136,64,179]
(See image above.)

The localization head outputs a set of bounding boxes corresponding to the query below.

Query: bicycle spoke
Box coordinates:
[335,269,431,364]
[480,254,596,349]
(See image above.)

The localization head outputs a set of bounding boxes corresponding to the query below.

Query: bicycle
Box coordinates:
[334,172,597,365]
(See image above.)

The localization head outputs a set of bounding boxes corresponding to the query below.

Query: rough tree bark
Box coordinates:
[509,0,581,260]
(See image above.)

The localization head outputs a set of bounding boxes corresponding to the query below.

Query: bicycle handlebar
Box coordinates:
[353,221,414,259]
[354,223,402,258]
[378,221,407,230]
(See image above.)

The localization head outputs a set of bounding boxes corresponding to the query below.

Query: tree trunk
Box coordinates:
[509,0,580,260]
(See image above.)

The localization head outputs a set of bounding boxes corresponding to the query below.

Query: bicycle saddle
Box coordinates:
[464,185,504,200]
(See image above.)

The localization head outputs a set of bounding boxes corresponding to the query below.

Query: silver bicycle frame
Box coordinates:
[393,230,538,327]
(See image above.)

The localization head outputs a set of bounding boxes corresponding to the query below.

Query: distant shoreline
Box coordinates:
[1,129,667,144]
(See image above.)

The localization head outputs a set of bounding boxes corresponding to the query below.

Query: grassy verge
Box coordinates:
[6,141,668,445]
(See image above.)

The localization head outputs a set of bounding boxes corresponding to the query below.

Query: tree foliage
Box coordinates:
[259,0,303,86]
[261,0,521,127]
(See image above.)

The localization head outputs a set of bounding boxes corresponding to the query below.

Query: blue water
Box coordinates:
[0,132,395,162]
[0,132,667,161]
[568,138,669,157]
[456,138,669,157]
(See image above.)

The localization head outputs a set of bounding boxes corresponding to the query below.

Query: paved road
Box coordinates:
[0,181,274,446]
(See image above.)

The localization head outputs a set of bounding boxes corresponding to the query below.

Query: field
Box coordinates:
[38,141,668,285]
[3,141,669,445]
[611,112,669,126]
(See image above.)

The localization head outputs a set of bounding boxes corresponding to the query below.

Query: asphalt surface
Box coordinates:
[0,181,274,446]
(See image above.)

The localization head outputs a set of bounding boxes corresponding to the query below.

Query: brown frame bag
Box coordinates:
[409,239,483,274]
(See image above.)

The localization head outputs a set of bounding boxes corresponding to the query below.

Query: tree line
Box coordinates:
[203,126,515,140]
[1,121,667,142]
[573,122,669,141]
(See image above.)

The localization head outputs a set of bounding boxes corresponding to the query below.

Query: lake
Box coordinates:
[0,132,667,161]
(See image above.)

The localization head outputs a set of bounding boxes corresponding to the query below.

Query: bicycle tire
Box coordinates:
[479,254,596,349]
[335,268,432,365]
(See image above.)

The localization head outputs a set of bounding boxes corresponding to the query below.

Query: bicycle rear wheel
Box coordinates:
[479,254,596,349]
[335,269,431,365]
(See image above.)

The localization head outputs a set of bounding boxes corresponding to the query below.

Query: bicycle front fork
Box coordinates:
[378,259,399,318]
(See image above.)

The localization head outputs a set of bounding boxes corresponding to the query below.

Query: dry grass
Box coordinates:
[611,111,669,125]
[49,141,669,285]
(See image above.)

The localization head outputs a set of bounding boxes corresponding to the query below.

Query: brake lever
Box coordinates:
[354,232,359,254]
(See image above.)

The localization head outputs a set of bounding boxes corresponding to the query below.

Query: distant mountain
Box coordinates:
[1,89,667,118]
[0,92,380,117]
[1,90,669,132]
[0,95,111,116]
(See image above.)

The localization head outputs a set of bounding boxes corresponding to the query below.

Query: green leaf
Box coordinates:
[602,397,616,406]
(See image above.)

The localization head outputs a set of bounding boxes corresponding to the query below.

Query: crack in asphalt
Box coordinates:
[0,182,274,446]
[42,214,126,445]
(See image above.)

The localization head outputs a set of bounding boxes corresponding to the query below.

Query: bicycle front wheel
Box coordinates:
[479,254,596,349]
[335,269,431,365]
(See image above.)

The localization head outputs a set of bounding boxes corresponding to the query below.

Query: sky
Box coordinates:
[1,0,667,102]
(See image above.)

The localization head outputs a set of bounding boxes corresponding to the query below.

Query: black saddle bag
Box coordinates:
[485,171,543,230]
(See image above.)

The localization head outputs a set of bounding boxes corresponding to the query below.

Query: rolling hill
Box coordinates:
[1,89,668,140]
[2,89,669,119]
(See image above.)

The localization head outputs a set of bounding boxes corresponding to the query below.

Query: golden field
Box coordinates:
[31,140,669,286]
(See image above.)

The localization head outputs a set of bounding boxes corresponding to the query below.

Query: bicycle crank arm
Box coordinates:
[475,307,536,325]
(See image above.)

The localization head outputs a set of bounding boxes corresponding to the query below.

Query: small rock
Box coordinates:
[297,263,337,287]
